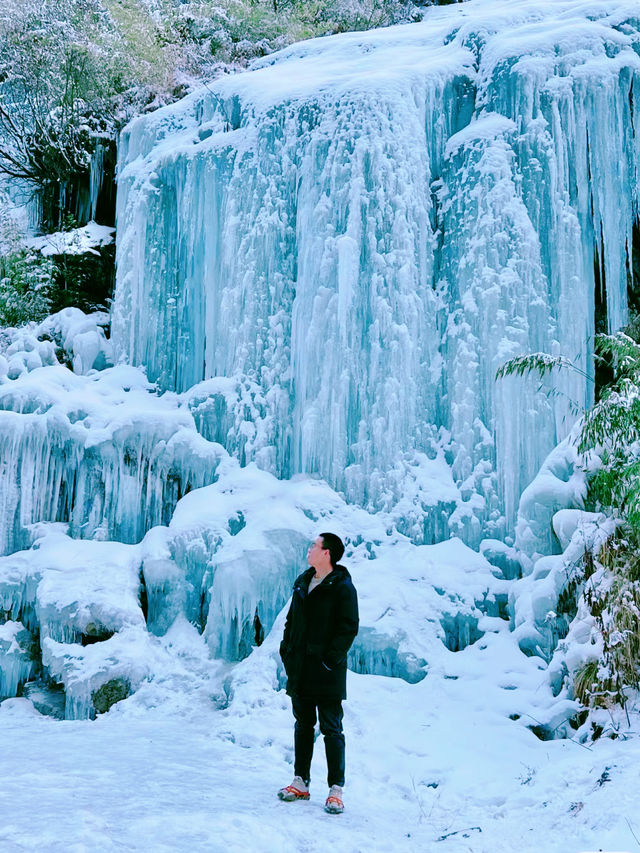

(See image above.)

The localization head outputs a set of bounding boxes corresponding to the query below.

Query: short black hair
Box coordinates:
[319,532,345,567]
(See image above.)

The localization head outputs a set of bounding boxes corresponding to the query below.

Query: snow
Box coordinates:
[1,411,639,844]
[0,356,225,554]
[515,432,590,565]
[2,630,640,852]
[25,222,115,257]
[0,307,112,378]
[511,509,616,665]
[2,0,640,849]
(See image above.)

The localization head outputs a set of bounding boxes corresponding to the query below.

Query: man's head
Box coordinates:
[307,532,345,571]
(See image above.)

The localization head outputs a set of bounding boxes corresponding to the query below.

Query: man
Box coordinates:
[278,532,359,815]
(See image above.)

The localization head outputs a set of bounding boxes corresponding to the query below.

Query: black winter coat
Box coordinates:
[279,564,359,700]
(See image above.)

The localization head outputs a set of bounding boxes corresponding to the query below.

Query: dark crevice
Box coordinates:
[529,724,555,741]
[22,681,66,719]
[56,472,77,523]
[253,610,264,647]
[440,612,483,651]
[627,219,640,315]
[570,709,589,730]
[228,511,246,536]
[594,229,607,334]
[80,623,115,646]
[595,219,640,397]
[200,587,210,633]
[139,569,149,623]
[475,591,509,620]
[594,240,613,398]
[548,579,580,648]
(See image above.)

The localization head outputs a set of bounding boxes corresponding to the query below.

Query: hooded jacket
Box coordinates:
[279,564,359,700]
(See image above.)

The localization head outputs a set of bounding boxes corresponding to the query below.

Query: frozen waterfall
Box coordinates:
[1,0,639,725]
[113,0,640,537]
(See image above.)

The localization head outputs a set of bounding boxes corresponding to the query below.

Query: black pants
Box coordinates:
[292,694,345,788]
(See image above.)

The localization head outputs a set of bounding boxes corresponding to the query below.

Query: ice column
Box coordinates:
[438,116,561,533]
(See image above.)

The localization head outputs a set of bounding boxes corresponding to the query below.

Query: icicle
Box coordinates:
[89,140,106,223]
[0,621,35,699]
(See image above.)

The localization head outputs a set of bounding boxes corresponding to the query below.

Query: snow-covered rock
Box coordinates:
[25,222,115,257]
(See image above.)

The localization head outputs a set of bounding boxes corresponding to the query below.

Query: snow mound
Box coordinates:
[0,307,112,379]
[25,222,114,257]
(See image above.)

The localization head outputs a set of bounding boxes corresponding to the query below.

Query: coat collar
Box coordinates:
[295,564,348,593]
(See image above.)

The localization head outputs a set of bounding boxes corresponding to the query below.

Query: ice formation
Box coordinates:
[0,312,225,555]
[514,430,589,564]
[0,621,35,699]
[511,510,615,663]
[113,0,639,539]
[0,443,510,718]
[0,0,638,731]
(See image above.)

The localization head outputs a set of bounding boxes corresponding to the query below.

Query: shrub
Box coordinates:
[573,535,640,708]
[573,659,601,707]
[0,249,54,326]
[499,319,640,712]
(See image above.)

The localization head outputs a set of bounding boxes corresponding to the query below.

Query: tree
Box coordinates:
[0,249,54,326]
[0,0,168,229]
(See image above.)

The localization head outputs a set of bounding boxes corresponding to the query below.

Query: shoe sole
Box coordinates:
[277,792,310,801]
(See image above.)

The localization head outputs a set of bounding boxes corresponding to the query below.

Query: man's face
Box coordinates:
[307,536,328,568]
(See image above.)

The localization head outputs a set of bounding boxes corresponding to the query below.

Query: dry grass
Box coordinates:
[573,659,601,707]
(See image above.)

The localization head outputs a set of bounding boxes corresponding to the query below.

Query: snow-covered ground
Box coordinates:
[2,655,639,853]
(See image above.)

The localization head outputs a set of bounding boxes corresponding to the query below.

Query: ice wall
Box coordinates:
[0,459,511,718]
[112,0,640,537]
[0,319,225,556]
[113,52,473,525]
[0,403,222,555]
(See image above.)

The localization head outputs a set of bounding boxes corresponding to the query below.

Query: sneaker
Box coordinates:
[324,784,344,814]
[277,776,310,801]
